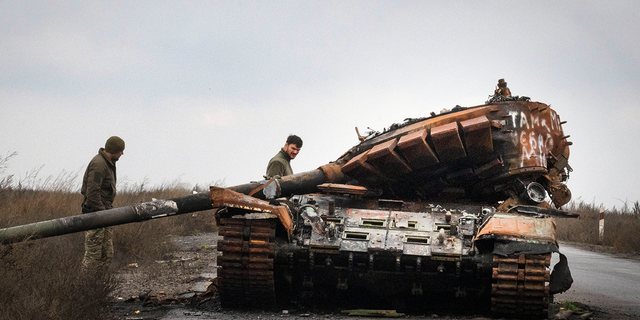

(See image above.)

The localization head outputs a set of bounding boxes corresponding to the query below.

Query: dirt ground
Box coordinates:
[105,234,633,320]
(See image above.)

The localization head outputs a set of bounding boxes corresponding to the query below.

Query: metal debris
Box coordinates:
[341,309,405,317]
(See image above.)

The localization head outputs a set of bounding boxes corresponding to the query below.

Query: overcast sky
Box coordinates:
[2,1,639,210]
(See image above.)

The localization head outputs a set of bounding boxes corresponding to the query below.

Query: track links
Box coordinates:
[491,253,551,319]
[217,218,277,309]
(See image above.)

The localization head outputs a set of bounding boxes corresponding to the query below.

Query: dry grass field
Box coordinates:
[1,153,638,320]
[556,200,640,252]
[0,153,217,320]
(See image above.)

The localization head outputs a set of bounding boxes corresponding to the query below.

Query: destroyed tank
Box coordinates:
[0,82,577,318]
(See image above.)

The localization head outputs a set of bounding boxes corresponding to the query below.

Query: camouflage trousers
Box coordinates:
[81,227,113,274]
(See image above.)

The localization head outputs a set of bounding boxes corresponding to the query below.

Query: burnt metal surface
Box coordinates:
[397,128,439,170]
[278,195,490,301]
[475,213,557,243]
[210,186,293,235]
[431,121,467,162]
[491,254,551,318]
[217,218,276,309]
[333,101,572,206]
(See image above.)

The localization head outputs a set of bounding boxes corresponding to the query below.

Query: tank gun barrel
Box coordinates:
[0,162,346,244]
[228,163,347,199]
[0,193,212,245]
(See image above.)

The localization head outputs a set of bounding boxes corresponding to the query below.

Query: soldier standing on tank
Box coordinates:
[265,135,302,179]
[495,78,512,97]
[80,136,125,274]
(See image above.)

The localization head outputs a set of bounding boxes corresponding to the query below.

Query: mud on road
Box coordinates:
[105,233,630,320]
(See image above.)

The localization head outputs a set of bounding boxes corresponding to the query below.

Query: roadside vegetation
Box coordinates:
[556,200,640,252]
[0,152,638,320]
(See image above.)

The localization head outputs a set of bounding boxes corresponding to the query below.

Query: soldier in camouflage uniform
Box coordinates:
[266,135,302,179]
[80,136,125,274]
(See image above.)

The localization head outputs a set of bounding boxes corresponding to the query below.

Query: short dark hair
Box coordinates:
[286,135,303,148]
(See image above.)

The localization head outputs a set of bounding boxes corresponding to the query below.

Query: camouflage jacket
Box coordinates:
[81,148,117,211]
[266,148,293,179]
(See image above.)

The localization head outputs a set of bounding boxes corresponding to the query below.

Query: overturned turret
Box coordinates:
[232,93,573,210]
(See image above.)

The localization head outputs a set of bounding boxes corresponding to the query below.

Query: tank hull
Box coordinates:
[216,191,569,317]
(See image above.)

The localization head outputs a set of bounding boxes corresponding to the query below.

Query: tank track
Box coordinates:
[217,217,277,309]
[491,253,551,318]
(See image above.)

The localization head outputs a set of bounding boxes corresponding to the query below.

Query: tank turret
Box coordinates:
[232,97,573,211]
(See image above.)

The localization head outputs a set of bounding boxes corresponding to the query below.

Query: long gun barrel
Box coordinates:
[0,193,213,245]
[0,163,344,245]
[0,186,298,245]
[228,163,347,199]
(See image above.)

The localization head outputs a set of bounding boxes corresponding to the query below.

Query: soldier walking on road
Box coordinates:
[80,136,125,274]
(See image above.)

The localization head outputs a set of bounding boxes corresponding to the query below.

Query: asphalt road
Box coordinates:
[553,243,640,317]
